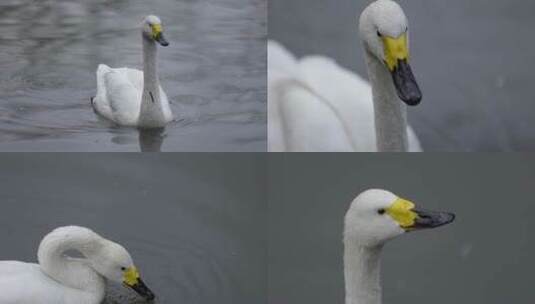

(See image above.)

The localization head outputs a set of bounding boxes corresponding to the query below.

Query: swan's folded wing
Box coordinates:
[93,64,114,120]
[268,65,293,151]
[269,44,357,151]
[122,68,173,122]
[269,41,422,152]
[270,48,377,152]
[295,56,377,151]
[0,262,64,303]
[268,40,299,151]
[123,67,144,91]
[277,81,355,151]
[159,86,174,122]
[103,68,143,126]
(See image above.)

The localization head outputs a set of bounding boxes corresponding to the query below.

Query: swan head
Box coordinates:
[344,189,455,248]
[359,0,422,106]
[142,15,169,47]
[91,240,156,301]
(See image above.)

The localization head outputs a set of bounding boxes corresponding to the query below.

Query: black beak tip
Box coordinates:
[146,292,156,301]
[401,92,422,106]
[128,279,156,302]
[444,212,456,224]
[412,209,456,230]
[155,33,169,47]
[432,212,456,228]
[391,59,422,107]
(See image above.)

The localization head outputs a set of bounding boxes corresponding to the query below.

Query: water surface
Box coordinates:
[0,0,266,151]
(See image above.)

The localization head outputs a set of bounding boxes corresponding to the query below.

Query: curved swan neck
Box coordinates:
[37,227,105,294]
[344,239,383,304]
[139,35,166,126]
[364,49,408,152]
[143,35,160,92]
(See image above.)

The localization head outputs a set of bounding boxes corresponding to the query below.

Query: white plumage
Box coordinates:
[0,226,154,304]
[0,262,75,303]
[268,0,423,152]
[344,189,454,304]
[93,15,173,128]
[94,64,171,126]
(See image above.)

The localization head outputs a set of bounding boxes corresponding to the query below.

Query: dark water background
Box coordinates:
[0,0,266,151]
[0,154,267,304]
[269,0,535,151]
[268,154,534,303]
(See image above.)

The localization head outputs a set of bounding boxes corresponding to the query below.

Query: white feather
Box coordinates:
[0,226,150,304]
[93,15,173,128]
[268,40,421,152]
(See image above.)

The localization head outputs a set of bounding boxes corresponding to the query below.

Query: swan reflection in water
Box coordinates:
[138,128,166,152]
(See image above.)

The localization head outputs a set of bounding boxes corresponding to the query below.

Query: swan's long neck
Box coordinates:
[139,35,166,127]
[37,227,105,295]
[344,239,383,304]
[364,50,408,152]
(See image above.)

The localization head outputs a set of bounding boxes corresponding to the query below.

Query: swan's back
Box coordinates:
[268,40,297,152]
[0,261,69,303]
[93,64,144,126]
[0,260,103,304]
[268,40,422,152]
[93,64,172,127]
[268,41,375,151]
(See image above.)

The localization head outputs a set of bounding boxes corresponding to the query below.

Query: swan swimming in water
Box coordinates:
[92,15,174,128]
[344,189,454,304]
[269,0,422,152]
[0,226,155,304]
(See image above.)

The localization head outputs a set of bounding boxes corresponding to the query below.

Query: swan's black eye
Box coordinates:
[378,209,385,215]
[121,267,126,271]
[377,31,382,37]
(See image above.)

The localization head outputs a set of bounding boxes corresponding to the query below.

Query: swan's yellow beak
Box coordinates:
[386,197,455,231]
[123,266,156,301]
[381,33,422,106]
[386,198,417,228]
[151,24,162,39]
[123,266,140,286]
[382,34,409,72]
[151,24,169,47]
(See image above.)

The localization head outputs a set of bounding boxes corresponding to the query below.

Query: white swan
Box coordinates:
[0,226,155,304]
[92,15,173,128]
[344,189,454,304]
[268,0,423,152]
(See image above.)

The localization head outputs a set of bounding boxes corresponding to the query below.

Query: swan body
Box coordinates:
[0,226,155,304]
[344,189,454,304]
[0,261,99,303]
[268,0,423,152]
[93,15,173,128]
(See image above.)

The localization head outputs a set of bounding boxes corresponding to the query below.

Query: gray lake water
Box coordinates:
[0,154,267,304]
[0,0,266,151]
[269,0,535,151]
[268,154,535,304]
